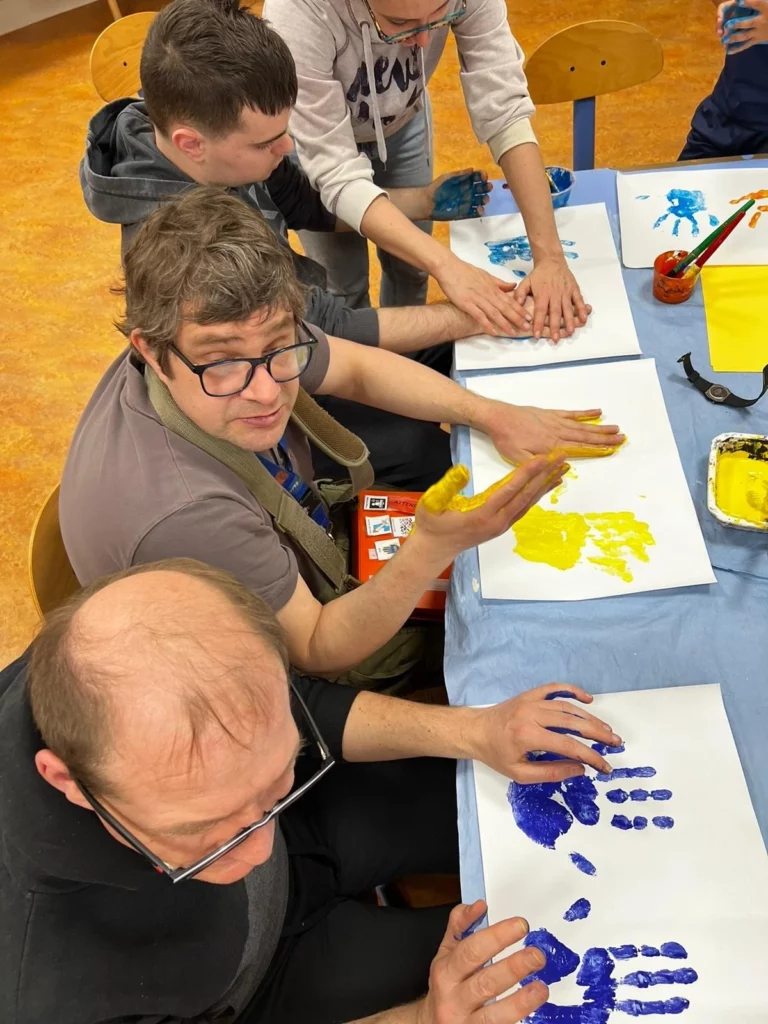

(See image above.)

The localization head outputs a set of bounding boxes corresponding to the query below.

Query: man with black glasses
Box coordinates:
[0,558,620,1023]
[59,187,622,694]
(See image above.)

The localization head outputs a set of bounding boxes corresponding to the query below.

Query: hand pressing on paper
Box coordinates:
[457,685,623,783]
[478,402,625,464]
[522,927,698,1022]
[458,294,592,342]
[413,902,549,1024]
[513,256,589,342]
[434,254,536,336]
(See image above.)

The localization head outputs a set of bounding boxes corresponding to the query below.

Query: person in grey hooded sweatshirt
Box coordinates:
[264,0,590,343]
[79,0,543,487]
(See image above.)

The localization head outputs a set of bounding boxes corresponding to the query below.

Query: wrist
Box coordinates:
[464,396,508,435]
[406,523,458,576]
[424,243,458,279]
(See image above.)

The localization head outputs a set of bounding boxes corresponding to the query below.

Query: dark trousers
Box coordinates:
[312,343,454,492]
[679,97,768,161]
[242,757,459,1024]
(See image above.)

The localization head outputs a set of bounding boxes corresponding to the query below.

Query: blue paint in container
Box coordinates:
[546,165,575,209]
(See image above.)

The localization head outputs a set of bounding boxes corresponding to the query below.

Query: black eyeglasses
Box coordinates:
[362,0,466,44]
[170,321,317,398]
[76,682,335,884]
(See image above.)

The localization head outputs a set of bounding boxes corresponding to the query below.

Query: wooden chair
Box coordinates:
[28,486,80,619]
[90,10,156,101]
[525,20,664,172]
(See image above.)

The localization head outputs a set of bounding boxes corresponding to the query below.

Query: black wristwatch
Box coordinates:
[677,352,768,408]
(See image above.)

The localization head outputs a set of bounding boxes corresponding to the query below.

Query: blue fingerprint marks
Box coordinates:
[611,815,650,831]
[564,898,592,922]
[592,742,627,756]
[653,816,675,829]
[652,188,720,238]
[660,943,687,959]
[485,236,579,277]
[522,930,698,1022]
[597,767,657,781]
[570,852,597,876]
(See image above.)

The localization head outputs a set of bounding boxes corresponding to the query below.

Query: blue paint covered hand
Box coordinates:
[652,189,719,238]
[718,1,768,53]
[508,744,674,869]
[427,169,492,221]
[521,927,698,1022]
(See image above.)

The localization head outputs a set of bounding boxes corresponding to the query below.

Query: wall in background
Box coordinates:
[0,0,94,36]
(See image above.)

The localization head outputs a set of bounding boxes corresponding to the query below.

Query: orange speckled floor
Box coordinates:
[0,0,723,664]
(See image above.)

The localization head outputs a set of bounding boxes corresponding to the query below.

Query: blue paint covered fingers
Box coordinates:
[523,928,698,1021]
[429,169,492,221]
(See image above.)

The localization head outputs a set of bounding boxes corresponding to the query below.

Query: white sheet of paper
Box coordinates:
[449,203,641,370]
[617,167,768,268]
[467,359,715,600]
[472,685,768,1022]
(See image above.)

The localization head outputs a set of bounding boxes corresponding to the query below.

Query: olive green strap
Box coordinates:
[146,368,350,592]
[292,388,374,498]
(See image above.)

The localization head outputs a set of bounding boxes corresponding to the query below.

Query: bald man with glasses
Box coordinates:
[0,558,621,1024]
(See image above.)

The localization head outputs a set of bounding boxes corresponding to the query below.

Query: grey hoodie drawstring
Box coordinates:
[361,20,388,165]
[418,46,432,169]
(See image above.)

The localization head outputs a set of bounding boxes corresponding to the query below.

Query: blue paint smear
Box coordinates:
[615,997,690,1014]
[607,789,629,804]
[592,741,626,755]
[548,726,584,737]
[633,816,648,829]
[597,766,657,781]
[547,690,579,700]
[622,968,699,987]
[523,930,696,1023]
[610,945,639,959]
[637,194,650,199]
[660,942,688,959]
[562,776,600,826]
[508,780,573,849]
[653,816,675,829]
[651,789,673,801]
[641,946,661,957]
[611,814,634,830]
[608,787,672,804]
[485,236,579,278]
[652,188,719,238]
[524,928,581,986]
[570,852,597,875]
[563,898,592,922]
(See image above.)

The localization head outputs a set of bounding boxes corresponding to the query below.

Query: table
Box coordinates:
[448,159,768,904]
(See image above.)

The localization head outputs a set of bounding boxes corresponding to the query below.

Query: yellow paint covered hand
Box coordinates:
[418,463,555,516]
[480,403,626,466]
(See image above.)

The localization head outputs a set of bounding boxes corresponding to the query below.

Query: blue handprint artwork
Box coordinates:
[485,236,579,277]
[650,189,719,239]
[521,927,698,1021]
[507,745,674,874]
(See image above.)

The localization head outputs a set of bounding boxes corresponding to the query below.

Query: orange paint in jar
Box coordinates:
[652,250,698,304]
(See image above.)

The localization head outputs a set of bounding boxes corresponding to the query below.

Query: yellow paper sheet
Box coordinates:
[702,266,768,373]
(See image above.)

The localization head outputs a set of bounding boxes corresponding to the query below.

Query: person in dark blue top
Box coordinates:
[680,1,768,159]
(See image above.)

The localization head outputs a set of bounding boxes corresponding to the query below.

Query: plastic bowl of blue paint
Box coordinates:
[546,166,575,209]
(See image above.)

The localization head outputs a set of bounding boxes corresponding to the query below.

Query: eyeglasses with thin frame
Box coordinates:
[170,320,317,398]
[75,682,335,884]
[362,0,467,44]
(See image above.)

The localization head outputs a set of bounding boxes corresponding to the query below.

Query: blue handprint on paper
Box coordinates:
[485,236,579,277]
[521,928,698,1021]
[508,745,673,873]
[651,189,719,238]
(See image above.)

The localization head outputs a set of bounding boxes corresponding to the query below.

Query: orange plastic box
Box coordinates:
[353,490,451,619]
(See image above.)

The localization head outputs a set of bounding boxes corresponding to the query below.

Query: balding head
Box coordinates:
[29,559,289,798]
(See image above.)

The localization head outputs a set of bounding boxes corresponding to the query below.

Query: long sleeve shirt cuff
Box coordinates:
[488,117,538,165]
[332,179,389,234]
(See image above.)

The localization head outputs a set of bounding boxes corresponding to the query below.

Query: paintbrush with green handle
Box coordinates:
[667,197,756,277]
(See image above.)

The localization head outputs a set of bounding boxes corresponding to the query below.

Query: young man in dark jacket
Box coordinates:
[0,559,619,1023]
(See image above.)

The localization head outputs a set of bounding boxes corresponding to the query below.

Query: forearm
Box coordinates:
[360,194,457,276]
[342,688,477,762]
[307,531,453,673]
[499,144,564,262]
[324,336,495,429]
[377,302,479,354]
[349,1001,422,1024]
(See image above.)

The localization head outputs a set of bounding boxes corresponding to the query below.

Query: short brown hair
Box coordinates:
[116,186,306,373]
[141,0,297,138]
[28,558,290,796]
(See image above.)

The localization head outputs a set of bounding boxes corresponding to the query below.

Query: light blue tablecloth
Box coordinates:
[449,161,768,904]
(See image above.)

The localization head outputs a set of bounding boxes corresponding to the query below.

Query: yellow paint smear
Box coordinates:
[715,449,768,525]
[512,505,655,583]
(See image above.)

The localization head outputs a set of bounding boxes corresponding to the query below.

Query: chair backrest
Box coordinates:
[90,10,156,101]
[28,485,80,619]
[525,20,664,106]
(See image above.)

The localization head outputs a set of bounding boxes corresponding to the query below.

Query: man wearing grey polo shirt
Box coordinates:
[59,187,623,690]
